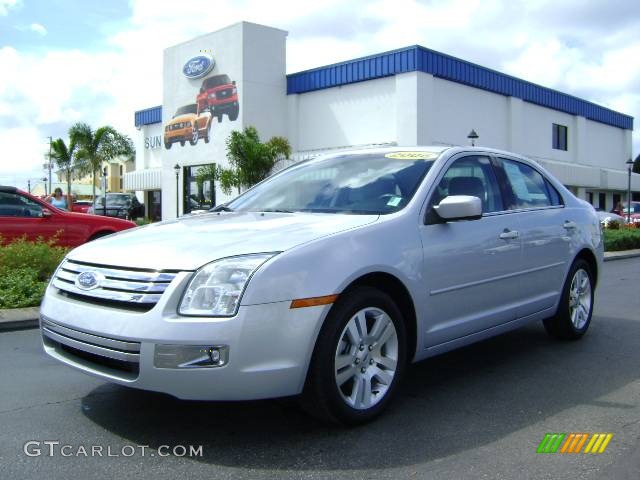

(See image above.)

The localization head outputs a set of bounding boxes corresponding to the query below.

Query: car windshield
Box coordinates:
[227,151,439,214]
[202,74,231,89]
[95,195,130,206]
[175,104,197,116]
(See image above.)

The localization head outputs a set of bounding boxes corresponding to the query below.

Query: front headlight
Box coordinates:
[178,253,278,317]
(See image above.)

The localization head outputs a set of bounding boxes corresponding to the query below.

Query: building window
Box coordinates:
[598,192,606,210]
[587,192,593,205]
[552,123,568,151]
[613,193,621,208]
[183,164,216,214]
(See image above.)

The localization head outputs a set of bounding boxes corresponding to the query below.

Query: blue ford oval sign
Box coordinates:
[182,55,215,79]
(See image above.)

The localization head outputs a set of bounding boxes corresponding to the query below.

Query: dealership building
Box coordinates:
[125,21,637,220]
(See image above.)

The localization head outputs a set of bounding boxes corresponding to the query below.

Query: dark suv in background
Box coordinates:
[88,193,144,220]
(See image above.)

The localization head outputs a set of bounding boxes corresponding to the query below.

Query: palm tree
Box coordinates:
[48,137,78,207]
[70,123,135,201]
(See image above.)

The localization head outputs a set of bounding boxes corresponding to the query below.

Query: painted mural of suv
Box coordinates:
[164,104,212,149]
[40,147,603,425]
[196,74,239,123]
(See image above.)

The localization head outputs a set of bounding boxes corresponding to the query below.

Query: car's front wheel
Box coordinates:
[303,286,406,425]
[543,258,594,340]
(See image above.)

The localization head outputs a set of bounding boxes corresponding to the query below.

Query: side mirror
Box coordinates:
[433,195,482,221]
[41,208,53,218]
[199,87,204,94]
[232,80,236,85]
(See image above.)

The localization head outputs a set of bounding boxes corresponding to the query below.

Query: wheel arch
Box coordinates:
[575,247,598,286]
[340,272,418,363]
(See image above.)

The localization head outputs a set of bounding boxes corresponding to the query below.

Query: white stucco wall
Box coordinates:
[289,76,397,151]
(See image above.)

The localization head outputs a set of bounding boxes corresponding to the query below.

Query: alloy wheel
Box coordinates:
[334,307,398,410]
[569,268,592,330]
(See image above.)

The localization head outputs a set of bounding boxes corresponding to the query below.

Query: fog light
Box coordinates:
[154,344,229,369]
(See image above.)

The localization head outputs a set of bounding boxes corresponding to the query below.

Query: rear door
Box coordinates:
[495,157,571,317]
[419,154,524,347]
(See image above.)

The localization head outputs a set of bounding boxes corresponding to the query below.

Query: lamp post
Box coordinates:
[174,163,180,217]
[626,158,634,225]
[47,136,52,195]
[41,177,48,196]
[467,129,479,146]
[27,179,31,193]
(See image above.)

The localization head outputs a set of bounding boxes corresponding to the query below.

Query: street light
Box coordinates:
[174,163,180,217]
[41,177,48,196]
[467,129,479,146]
[626,158,634,225]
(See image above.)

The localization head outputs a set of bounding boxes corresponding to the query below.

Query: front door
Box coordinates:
[419,154,523,347]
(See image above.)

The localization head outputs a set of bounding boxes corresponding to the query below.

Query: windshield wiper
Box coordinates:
[210,205,234,212]
[256,208,295,213]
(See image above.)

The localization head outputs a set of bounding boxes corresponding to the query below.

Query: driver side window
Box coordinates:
[429,156,503,214]
[0,192,43,217]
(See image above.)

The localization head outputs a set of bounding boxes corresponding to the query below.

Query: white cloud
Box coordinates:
[29,22,46,35]
[0,0,20,16]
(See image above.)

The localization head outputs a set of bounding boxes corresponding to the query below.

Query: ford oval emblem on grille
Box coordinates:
[75,271,103,290]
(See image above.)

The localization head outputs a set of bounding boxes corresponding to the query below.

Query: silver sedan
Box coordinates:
[40,146,603,425]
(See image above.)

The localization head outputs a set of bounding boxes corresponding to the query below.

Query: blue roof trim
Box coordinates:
[134,105,162,127]
[286,46,633,131]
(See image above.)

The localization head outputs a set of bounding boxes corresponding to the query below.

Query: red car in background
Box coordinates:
[71,200,92,214]
[196,74,239,123]
[0,186,136,248]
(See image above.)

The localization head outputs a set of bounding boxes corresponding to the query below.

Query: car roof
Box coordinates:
[0,186,18,193]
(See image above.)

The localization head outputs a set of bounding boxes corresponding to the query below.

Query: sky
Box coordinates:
[1,0,639,191]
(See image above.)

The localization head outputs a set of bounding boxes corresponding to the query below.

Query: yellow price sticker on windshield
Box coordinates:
[385,151,438,160]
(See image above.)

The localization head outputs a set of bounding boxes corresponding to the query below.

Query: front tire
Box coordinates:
[543,259,594,340]
[302,286,406,425]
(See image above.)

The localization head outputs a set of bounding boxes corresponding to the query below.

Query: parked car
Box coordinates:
[0,186,136,248]
[40,147,602,424]
[196,74,239,122]
[88,193,144,220]
[71,200,93,214]
[163,104,212,149]
[622,201,640,224]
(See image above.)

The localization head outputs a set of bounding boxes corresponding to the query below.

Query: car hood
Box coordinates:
[168,114,196,124]
[67,211,378,270]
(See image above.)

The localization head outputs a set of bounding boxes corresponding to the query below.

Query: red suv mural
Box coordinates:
[196,74,239,123]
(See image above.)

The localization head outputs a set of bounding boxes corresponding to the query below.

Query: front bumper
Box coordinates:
[39,279,329,400]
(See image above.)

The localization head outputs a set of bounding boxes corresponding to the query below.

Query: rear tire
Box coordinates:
[543,259,594,340]
[301,286,406,425]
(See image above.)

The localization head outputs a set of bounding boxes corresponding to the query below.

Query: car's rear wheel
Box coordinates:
[543,258,594,340]
[179,140,185,146]
[189,128,198,145]
[302,286,406,425]
[164,141,171,150]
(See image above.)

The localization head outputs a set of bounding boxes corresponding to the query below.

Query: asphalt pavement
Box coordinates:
[0,258,639,479]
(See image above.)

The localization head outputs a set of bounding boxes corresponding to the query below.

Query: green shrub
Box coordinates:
[603,228,640,252]
[0,235,67,280]
[607,220,620,230]
[0,236,68,308]
[0,267,47,308]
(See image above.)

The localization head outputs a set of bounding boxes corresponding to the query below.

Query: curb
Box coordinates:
[603,250,640,262]
[0,251,639,332]
[0,307,40,332]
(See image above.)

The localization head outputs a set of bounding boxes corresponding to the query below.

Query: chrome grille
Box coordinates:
[41,316,140,380]
[53,259,180,308]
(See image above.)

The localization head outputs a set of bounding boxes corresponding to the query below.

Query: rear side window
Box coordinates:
[545,180,564,206]
[500,159,553,209]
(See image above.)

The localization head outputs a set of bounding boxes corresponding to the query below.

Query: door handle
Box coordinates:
[499,229,519,240]
[563,221,578,229]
